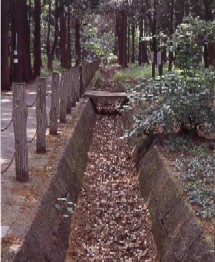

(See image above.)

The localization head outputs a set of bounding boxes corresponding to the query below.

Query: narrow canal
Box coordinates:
[66,113,158,261]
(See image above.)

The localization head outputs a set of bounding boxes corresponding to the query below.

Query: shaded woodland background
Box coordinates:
[1,0,215,91]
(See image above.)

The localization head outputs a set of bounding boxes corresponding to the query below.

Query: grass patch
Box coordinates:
[112,64,169,90]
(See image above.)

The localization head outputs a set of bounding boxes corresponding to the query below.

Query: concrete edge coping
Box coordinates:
[1,70,99,261]
[135,138,214,261]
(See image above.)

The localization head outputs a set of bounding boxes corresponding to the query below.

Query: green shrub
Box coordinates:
[129,69,215,137]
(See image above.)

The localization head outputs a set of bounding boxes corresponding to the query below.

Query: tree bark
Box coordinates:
[152,0,157,78]
[204,42,209,68]
[33,0,41,77]
[138,18,143,65]
[23,0,33,81]
[36,77,47,153]
[75,18,81,66]
[131,21,135,63]
[49,72,59,135]
[168,0,174,71]
[203,0,214,21]
[141,41,149,64]
[116,10,127,68]
[1,0,10,90]
[12,83,29,182]
[59,5,68,68]
[59,70,68,123]
[47,0,59,70]
[10,0,24,82]
[67,3,72,68]
[127,23,131,64]
[46,0,51,61]
[10,0,32,82]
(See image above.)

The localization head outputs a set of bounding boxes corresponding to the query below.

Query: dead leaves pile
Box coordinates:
[66,115,158,261]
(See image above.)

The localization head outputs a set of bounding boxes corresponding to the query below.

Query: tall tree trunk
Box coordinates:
[131,21,135,63]
[152,0,157,78]
[11,0,32,82]
[138,18,143,65]
[117,10,127,68]
[204,42,209,68]
[203,0,213,21]
[114,15,118,56]
[67,3,71,68]
[47,0,59,70]
[116,13,122,65]
[168,0,174,71]
[46,0,51,61]
[59,5,68,68]
[122,10,128,68]
[141,40,149,64]
[23,1,33,81]
[1,0,10,90]
[33,0,41,77]
[127,23,131,64]
[75,18,81,66]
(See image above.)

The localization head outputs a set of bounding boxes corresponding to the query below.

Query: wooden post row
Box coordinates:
[36,77,47,153]
[77,67,81,101]
[49,72,59,135]
[79,64,84,96]
[12,83,29,182]
[69,68,76,108]
[66,70,72,114]
[60,70,68,123]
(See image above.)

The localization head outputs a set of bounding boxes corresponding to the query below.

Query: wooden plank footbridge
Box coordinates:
[83,90,130,113]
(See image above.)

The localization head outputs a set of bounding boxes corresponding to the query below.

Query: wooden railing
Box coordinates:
[3,60,100,181]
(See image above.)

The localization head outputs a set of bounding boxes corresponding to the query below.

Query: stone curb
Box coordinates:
[1,100,96,262]
[137,144,214,262]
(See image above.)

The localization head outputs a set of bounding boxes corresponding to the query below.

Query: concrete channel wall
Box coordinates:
[137,146,214,262]
[2,100,96,262]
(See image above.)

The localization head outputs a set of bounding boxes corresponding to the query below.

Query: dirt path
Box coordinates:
[66,113,158,261]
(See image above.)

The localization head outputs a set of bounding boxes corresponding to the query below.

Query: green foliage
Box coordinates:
[129,17,215,137]
[54,197,76,218]
[129,69,215,136]
[157,135,215,220]
[82,14,115,60]
[172,16,215,72]
[113,66,147,82]
[93,70,105,89]
[113,64,169,90]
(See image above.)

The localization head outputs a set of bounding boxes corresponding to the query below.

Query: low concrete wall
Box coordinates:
[138,146,214,262]
[2,100,96,262]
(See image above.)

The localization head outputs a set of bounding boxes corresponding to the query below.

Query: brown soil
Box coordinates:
[66,66,158,261]
[66,113,158,261]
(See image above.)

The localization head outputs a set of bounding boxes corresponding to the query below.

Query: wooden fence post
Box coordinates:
[60,70,68,122]
[69,68,76,108]
[36,77,47,153]
[79,64,84,96]
[12,83,29,182]
[66,70,72,113]
[76,67,80,102]
[49,72,59,135]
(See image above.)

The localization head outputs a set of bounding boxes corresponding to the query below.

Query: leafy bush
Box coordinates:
[107,54,118,65]
[113,65,169,90]
[172,16,215,73]
[129,69,215,136]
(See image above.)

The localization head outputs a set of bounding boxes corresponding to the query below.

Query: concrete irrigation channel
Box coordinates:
[65,111,158,261]
[2,97,158,261]
[2,69,213,261]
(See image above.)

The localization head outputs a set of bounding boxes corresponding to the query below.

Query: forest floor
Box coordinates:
[66,112,158,262]
[65,67,158,261]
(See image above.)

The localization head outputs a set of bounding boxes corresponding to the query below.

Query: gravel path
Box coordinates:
[66,114,158,261]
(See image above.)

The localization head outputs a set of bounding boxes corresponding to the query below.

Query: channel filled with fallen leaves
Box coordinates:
[66,113,158,261]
